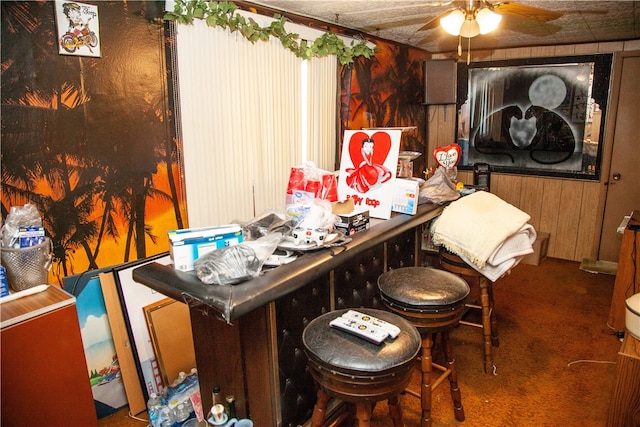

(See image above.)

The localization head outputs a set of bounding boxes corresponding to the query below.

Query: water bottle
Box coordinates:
[158,406,175,427]
[172,402,190,426]
[147,392,163,427]
[172,371,187,387]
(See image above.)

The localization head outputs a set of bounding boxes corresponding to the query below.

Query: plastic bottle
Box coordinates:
[147,392,163,427]
[212,385,223,406]
[172,402,190,425]
[225,395,236,419]
[172,371,187,387]
[158,406,174,427]
[164,370,199,425]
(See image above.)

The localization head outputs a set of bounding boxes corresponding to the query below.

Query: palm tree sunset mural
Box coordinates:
[1,1,186,285]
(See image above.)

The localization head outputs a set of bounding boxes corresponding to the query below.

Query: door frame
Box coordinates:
[596,50,640,262]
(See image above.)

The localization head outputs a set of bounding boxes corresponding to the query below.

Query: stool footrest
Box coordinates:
[404,388,420,399]
[459,319,483,328]
[431,366,452,391]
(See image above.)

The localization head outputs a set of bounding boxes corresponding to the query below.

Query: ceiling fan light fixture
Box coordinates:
[459,17,480,38]
[476,8,502,34]
[440,9,465,36]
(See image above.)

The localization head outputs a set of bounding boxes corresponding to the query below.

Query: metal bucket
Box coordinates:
[1,237,52,291]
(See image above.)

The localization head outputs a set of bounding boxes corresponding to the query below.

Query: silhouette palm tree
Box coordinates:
[340,42,428,173]
[1,2,184,282]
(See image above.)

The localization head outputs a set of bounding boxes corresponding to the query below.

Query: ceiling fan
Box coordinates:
[419,0,563,62]
[419,0,564,34]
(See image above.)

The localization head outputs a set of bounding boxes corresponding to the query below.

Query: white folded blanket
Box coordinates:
[452,224,536,281]
[432,191,535,271]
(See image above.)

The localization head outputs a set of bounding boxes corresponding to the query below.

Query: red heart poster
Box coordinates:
[338,129,402,219]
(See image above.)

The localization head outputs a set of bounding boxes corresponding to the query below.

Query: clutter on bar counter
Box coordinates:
[0,204,52,292]
[168,140,483,287]
[168,225,244,272]
[167,162,350,285]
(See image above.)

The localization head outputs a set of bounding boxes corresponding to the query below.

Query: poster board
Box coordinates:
[99,271,146,415]
[337,129,402,219]
[144,297,196,386]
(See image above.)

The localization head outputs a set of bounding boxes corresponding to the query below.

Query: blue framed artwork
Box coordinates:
[63,270,128,418]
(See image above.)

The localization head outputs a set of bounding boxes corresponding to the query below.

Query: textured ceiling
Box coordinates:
[248,1,640,54]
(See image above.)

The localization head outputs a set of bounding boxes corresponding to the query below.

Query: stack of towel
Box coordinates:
[431,191,537,281]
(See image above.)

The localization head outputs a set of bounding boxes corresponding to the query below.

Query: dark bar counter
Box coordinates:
[132,203,442,425]
[133,203,442,323]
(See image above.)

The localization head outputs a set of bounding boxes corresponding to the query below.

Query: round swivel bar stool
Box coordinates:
[377,267,470,427]
[439,247,499,375]
[302,308,422,427]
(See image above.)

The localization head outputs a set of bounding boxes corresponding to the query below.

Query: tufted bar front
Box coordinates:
[133,203,442,426]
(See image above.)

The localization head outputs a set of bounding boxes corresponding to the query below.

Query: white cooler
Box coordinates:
[626,293,640,340]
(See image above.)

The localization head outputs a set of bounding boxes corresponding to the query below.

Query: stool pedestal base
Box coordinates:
[310,389,405,427]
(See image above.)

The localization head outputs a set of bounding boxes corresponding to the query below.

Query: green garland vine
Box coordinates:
[164,0,376,65]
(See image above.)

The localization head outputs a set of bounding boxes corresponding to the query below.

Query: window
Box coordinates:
[171,17,337,227]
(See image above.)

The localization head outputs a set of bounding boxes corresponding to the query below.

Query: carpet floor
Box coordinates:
[99,257,621,427]
[369,257,620,427]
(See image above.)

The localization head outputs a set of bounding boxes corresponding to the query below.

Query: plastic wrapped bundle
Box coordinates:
[242,211,296,241]
[194,233,282,285]
[194,245,260,285]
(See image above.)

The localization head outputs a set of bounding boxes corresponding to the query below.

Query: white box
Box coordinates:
[391,178,420,215]
[168,225,243,271]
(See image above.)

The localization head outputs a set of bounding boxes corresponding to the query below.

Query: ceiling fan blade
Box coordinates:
[417,7,457,31]
[489,2,563,22]
[424,1,455,6]
[495,19,563,36]
[361,16,436,33]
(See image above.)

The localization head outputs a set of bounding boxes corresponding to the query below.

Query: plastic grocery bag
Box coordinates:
[194,233,282,285]
[286,162,338,204]
[418,166,461,205]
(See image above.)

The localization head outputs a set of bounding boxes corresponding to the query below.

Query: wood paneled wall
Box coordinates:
[426,40,640,262]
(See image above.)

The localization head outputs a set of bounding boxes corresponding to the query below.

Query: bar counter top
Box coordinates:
[133,203,442,323]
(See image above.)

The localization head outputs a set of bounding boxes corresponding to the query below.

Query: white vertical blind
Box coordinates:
[307,56,338,170]
[173,19,337,227]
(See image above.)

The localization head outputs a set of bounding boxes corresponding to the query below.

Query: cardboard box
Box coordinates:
[168,225,243,271]
[332,199,370,236]
[17,226,45,248]
[521,232,549,266]
[391,178,420,215]
[335,209,370,236]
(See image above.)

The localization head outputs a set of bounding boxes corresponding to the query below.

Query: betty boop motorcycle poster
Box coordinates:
[338,128,402,219]
[55,1,101,57]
